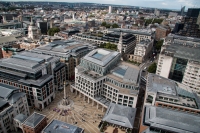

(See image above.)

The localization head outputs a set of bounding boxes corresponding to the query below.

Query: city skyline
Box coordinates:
[4,0,200,9]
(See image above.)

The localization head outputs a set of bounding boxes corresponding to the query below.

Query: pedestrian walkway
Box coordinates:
[30,85,104,133]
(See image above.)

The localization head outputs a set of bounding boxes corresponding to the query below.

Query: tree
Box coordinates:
[140,17,144,20]
[145,18,164,26]
[101,22,107,27]
[112,23,119,28]
[155,40,164,51]
[99,42,117,51]
[47,27,60,36]
[147,63,157,73]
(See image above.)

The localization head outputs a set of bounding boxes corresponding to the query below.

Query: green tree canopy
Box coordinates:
[112,23,119,28]
[101,22,107,27]
[155,40,164,51]
[48,27,60,36]
[99,42,117,51]
[145,18,163,26]
[147,63,157,73]
[101,22,119,29]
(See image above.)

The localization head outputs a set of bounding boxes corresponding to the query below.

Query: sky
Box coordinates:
[8,0,200,9]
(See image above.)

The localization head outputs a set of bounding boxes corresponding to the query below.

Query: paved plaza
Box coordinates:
[30,85,105,133]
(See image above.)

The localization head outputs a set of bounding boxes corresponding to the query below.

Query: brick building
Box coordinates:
[155,26,171,40]
[22,112,47,133]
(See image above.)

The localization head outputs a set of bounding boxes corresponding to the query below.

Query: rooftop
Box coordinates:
[0,51,58,73]
[144,106,200,133]
[164,42,200,62]
[83,49,120,67]
[109,62,140,85]
[32,39,94,58]
[42,119,83,133]
[147,74,177,95]
[0,36,18,44]
[0,99,8,108]
[23,112,45,128]
[0,83,18,99]
[14,114,28,123]
[108,28,154,36]
[103,103,136,129]
[147,74,200,109]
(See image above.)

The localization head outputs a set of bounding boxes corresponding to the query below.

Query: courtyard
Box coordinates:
[30,85,105,133]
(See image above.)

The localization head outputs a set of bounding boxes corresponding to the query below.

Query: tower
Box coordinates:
[28,18,41,40]
[62,81,69,105]
[181,6,185,16]
[118,31,123,54]
[109,6,112,14]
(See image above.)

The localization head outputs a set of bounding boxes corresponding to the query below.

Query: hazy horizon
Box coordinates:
[3,0,200,10]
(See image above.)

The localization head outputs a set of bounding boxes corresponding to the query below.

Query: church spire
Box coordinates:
[118,31,123,54]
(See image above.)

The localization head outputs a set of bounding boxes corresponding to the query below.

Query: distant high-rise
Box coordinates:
[197,13,200,29]
[187,8,200,17]
[181,6,185,16]
[176,8,200,38]
[109,6,112,13]
[154,8,160,16]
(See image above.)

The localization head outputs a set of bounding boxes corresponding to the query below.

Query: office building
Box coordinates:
[0,51,65,109]
[181,6,185,16]
[154,9,160,17]
[71,49,140,112]
[127,39,154,63]
[144,74,200,114]
[37,21,48,34]
[0,84,30,133]
[0,22,22,29]
[42,119,84,133]
[109,6,112,14]
[73,32,136,54]
[155,26,171,40]
[22,112,47,133]
[197,13,200,29]
[31,39,96,80]
[172,23,184,33]
[107,28,154,43]
[156,34,200,94]
[187,8,200,18]
[177,8,200,38]
[57,29,80,39]
[142,106,200,133]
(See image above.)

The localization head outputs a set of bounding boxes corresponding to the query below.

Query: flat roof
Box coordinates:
[147,74,177,95]
[110,62,140,85]
[103,103,136,129]
[144,106,200,133]
[83,49,120,67]
[108,28,154,36]
[23,112,45,128]
[104,82,138,96]
[19,74,53,87]
[42,119,83,133]
[165,42,200,62]
[0,36,18,44]
[32,39,93,58]
[0,51,58,73]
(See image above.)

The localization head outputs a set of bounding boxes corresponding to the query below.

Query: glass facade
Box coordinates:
[169,58,188,82]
